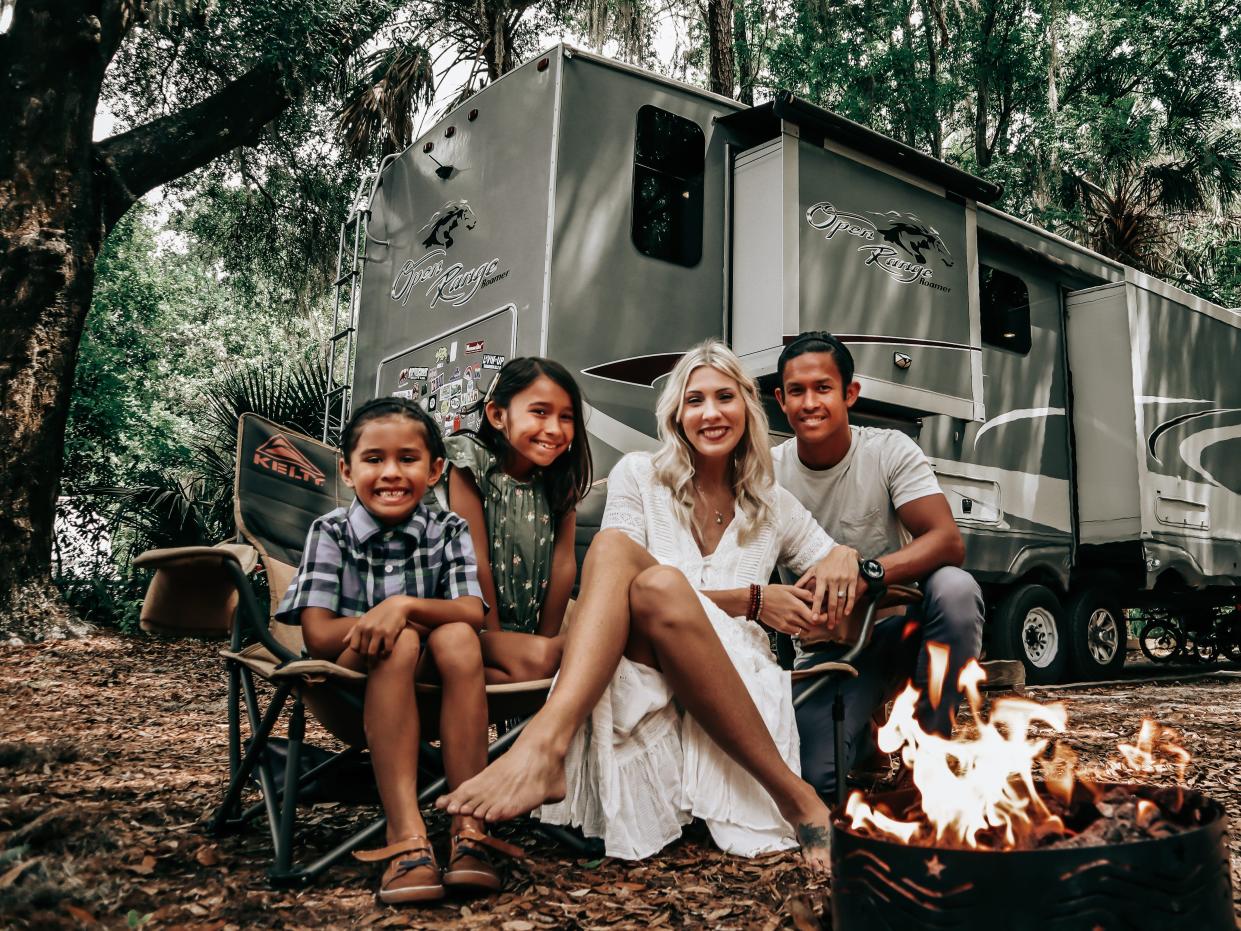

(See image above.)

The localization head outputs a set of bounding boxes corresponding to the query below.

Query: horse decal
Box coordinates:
[419,201,477,250]
[869,211,954,267]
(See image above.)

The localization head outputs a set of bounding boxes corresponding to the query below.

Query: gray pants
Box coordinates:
[792,566,984,799]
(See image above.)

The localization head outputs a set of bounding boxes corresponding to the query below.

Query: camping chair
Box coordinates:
[785,583,924,808]
[134,413,559,886]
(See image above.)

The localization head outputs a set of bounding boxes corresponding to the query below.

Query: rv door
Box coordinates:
[731,131,984,421]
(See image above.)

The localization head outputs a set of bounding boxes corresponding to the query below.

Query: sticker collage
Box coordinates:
[388,337,506,436]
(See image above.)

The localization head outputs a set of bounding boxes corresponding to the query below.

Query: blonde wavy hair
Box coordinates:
[652,340,776,542]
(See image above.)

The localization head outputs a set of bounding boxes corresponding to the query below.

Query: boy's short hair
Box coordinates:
[777,331,855,390]
[341,397,447,462]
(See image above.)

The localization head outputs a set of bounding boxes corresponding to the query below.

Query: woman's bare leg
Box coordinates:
[626,565,833,871]
[481,631,564,684]
[438,529,657,820]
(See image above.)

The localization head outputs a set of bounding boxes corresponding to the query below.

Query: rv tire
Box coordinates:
[988,584,1066,685]
[1064,588,1127,681]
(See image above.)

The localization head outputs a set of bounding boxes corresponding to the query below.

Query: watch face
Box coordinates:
[861,559,884,580]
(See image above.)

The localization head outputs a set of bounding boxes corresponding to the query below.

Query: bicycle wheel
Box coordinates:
[1140,622,1185,663]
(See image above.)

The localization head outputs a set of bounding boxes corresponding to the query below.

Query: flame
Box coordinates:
[1117,719,1190,780]
[845,791,921,843]
[845,649,1194,851]
[864,660,1068,849]
[1135,799,1159,829]
[926,642,949,710]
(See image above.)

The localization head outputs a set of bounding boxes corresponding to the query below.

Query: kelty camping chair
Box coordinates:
[785,583,924,808]
[134,413,558,886]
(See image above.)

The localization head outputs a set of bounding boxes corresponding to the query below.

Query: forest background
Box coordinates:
[3,0,1240,637]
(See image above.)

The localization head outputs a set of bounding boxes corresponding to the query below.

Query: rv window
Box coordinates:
[980,264,1032,355]
[631,106,705,267]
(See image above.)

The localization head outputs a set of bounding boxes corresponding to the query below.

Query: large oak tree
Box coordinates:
[0,0,397,637]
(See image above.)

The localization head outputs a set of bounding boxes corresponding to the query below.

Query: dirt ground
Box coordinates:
[1,636,1239,929]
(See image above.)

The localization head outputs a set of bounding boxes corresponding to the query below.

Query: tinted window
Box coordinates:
[631,106,705,266]
[980,264,1032,355]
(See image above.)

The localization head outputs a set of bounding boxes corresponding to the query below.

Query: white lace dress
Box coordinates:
[537,452,836,860]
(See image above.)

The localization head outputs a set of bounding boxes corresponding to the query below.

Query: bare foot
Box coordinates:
[437,728,568,822]
[782,787,833,874]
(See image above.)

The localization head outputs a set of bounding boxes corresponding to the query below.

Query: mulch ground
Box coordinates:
[1,636,1239,929]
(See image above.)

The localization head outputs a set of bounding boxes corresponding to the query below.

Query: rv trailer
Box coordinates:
[332,45,1241,684]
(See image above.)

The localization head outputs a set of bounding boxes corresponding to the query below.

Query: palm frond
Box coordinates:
[337,43,436,159]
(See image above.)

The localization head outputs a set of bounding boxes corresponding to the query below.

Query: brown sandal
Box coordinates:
[442,825,525,893]
[354,836,444,904]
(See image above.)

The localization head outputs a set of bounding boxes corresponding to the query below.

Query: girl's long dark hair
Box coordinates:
[461,357,592,519]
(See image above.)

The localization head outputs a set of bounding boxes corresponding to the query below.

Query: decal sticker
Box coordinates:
[434,346,449,365]
[450,396,461,411]
[449,341,458,362]
[805,202,954,292]
[253,434,326,488]
[439,400,449,414]
[397,367,411,385]
[418,201,476,251]
[482,354,505,370]
[390,200,508,310]
[409,366,429,380]
[427,395,437,409]
[420,383,428,397]
[391,389,414,400]
[452,366,461,379]
[466,340,484,354]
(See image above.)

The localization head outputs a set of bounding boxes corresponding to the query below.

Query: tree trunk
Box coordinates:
[0,2,381,640]
[974,2,998,168]
[707,0,736,98]
[0,2,115,637]
[735,6,755,106]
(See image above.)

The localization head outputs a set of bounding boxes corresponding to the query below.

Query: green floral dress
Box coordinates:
[442,434,555,633]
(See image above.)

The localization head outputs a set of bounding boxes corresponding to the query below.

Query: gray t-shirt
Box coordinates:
[772,426,942,560]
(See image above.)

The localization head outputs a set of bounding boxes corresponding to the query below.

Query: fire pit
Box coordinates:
[829,650,1236,930]
[831,782,1233,929]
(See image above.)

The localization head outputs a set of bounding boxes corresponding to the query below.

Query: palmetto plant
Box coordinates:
[89,356,330,561]
[1058,93,1241,275]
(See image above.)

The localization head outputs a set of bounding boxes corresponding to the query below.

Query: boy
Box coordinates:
[773,331,984,799]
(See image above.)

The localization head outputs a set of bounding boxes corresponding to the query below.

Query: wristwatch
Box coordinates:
[858,558,885,586]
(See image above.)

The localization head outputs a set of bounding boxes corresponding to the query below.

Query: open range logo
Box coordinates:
[806,202,954,291]
[392,200,509,309]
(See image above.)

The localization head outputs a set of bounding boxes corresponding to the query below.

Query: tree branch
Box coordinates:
[94,59,293,229]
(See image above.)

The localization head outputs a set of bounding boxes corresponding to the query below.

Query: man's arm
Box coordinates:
[878,493,965,585]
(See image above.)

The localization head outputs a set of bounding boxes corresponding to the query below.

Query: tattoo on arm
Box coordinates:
[796,822,831,849]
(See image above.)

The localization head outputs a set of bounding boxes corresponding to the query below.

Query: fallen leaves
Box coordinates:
[1,636,1240,927]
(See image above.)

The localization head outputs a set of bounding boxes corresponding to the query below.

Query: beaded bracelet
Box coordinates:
[746,583,764,622]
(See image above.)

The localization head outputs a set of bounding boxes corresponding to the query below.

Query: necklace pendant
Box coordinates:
[715,511,724,525]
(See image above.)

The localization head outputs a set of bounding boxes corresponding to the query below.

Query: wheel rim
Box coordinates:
[1086,608,1120,665]
[1022,607,1058,668]
[1142,625,1180,661]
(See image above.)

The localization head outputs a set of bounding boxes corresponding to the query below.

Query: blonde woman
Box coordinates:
[440,341,859,867]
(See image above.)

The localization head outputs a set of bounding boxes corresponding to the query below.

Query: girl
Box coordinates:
[277,397,520,905]
[441,341,854,870]
[440,357,592,683]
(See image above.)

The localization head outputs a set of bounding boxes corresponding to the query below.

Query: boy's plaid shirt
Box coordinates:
[276,499,485,623]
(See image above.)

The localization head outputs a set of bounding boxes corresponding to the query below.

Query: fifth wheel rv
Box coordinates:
[325,45,1241,685]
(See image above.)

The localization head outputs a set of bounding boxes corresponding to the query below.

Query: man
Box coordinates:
[773,331,984,800]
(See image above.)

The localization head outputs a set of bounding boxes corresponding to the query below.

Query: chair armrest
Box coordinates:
[134,543,258,574]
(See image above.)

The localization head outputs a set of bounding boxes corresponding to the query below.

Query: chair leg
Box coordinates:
[227,663,241,783]
[271,698,305,880]
[833,692,847,809]
[208,682,290,835]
